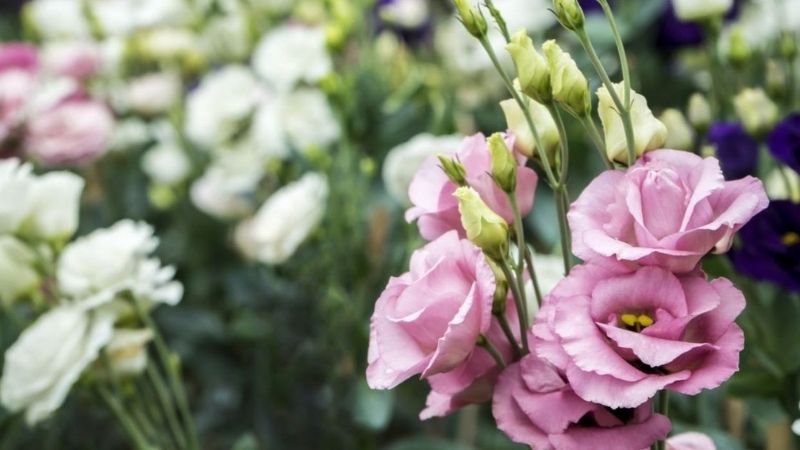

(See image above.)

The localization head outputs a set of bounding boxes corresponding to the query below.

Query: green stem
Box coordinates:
[523,245,544,308]
[703,23,727,118]
[499,256,530,353]
[554,185,573,274]
[509,195,530,325]
[599,0,631,107]
[97,385,155,450]
[147,364,188,450]
[479,334,507,368]
[547,103,571,182]
[653,392,670,450]
[494,312,523,360]
[579,114,613,169]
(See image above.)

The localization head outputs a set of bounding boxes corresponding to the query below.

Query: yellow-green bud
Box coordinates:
[453,0,488,38]
[733,87,779,137]
[659,109,694,151]
[553,0,585,32]
[687,93,712,132]
[454,187,509,260]
[766,60,787,98]
[500,98,560,162]
[438,155,468,186]
[488,133,517,193]
[487,259,509,314]
[543,40,590,116]
[506,30,551,103]
[780,32,797,60]
[726,27,751,67]
[597,83,667,163]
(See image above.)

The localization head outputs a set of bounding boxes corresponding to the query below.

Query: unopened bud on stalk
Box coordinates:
[726,27,751,66]
[542,40,590,116]
[553,0,585,32]
[500,98,560,161]
[454,187,509,261]
[780,32,798,60]
[659,109,694,151]
[453,0,487,38]
[437,155,468,186]
[733,88,778,137]
[506,30,551,103]
[487,259,509,314]
[597,83,667,163]
[766,60,787,98]
[488,133,517,193]
[687,93,712,133]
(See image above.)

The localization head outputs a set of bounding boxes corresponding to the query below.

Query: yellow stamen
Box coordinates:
[637,314,654,327]
[783,232,800,246]
[621,314,638,327]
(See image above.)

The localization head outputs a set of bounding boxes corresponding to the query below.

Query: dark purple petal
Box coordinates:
[768,113,800,173]
[708,122,759,180]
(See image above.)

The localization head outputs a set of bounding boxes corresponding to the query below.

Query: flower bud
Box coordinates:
[659,108,694,151]
[672,0,733,22]
[506,30,551,103]
[780,32,798,60]
[454,187,509,260]
[725,27,751,67]
[687,93,712,132]
[500,98,559,161]
[0,236,40,306]
[553,0,585,31]
[733,88,778,137]
[542,40,590,116]
[488,133,517,193]
[597,83,667,163]
[766,60,787,98]
[453,0,487,38]
[437,155,468,186]
[487,259,509,314]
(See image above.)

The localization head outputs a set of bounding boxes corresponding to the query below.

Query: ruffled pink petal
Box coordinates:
[589,266,687,321]
[667,325,744,395]
[551,413,671,450]
[566,363,691,408]
[568,170,625,261]
[492,362,551,449]
[599,323,717,368]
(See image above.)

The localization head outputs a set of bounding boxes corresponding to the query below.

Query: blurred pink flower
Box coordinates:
[42,41,101,80]
[405,133,538,241]
[569,149,768,272]
[533,262,745,409]
[0,43,38,73]
[25,99,113,166]
[492,352,670,450]
[366,231,496,389]
[0,70,36,146]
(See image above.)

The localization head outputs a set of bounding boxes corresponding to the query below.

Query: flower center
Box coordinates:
[782,232,800,246]
[620,313,654,332]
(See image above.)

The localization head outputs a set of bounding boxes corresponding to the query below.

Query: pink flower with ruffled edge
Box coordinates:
[492,351,671,450]
[367,230,496,389]
[533,262,745,409]
[569,149,768,273]
[405,132,538,241]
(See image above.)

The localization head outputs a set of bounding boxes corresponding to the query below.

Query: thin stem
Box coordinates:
[146,364,188,450]
[523,245,543,308]
[509,195,530,325]
[653,391,670,450]
[554,185,573,274]
[579,113,613,169]
[703,23,727,118]
[494,312,522,360]
[499,256,530,353]
[479,334,507,368]
[598,0,631,107]
[547,103,571,182]
[97,385,154,450]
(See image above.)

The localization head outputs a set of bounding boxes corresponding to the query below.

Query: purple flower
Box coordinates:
[579,0,604,13]
[374,0,432,46]
[768,113,800,173]
[657,0,743,50]
[708,122,759,181]
[730,200,800,292]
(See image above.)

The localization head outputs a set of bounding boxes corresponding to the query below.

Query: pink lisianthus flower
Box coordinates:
[492,352,671,450]
[533,262,745,409]
[421,299,520,419]
[42,41,101,81]
[0,43,38,74]
[0,70,37,146]
[25,99,114,166]
[569,149,768,273]
[405,132,538,241]
[366,230,496,389]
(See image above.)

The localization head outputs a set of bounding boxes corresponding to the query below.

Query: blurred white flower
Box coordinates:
[110,117,152,151]
[24,172,84,242]
[142,142,192,186]
[26,0,91,39]
[250,101,290,160]
[134,28,201,63]
[185,65,264,148]
[382,133,461,205]
[733,87,778,136]
[721,0,800,49]
[280,88,340,152]
[106,328,154,377]
[672,0,733,22]
[57,220,183,307]
[0,304,115,425]
[0,236,40,305]
[202,12,251,62]
[0,159,35,234]
[190,147,264,219]
[90,0,190,37]
[252,24,332,92]
[378,0,429,29]
[241,172,328,264]
[765,167,800,201]
[125,72,181,116]
[659,108,695,151]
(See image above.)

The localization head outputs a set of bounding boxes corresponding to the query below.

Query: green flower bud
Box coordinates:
[659,109,694,151]
[766,60,787,98]
[726,26,751,67]
[733,88,779,137]
[553,0,585,32]
[437,155,468,186]
[780,32,798,60]
[543,40,590,117]
[687,93,712,132]
[454,187,509,260]
[453,0,488,38]
[488,133,517,193]
[500,98,559,162]
[506,30,551,103]
[487,259,509,314]
[597,83,667,163]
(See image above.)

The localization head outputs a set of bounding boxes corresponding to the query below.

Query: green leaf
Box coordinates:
[352,380,395,431]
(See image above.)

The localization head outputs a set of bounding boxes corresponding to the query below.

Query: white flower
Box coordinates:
[765,168,800,201]
[281,88,340,152]
[0,236,40,305]
[0,159,35,235]
[142,142,191,186]
[57,220,183,307]
[201,12,251,62]
[106,328,154,377]
[500,98,559,160]
[252,24,332,92]
[90,0,190,37]
[378,0,429,29]
[245,172,328,264]
[25,0,91,39]
[659,108,695,151]
[125,72,181,116]
[0,304,114,425]
[185,65,263,148]
[672,0,733,22]
[250,101,290,160]
[382,133,461,205]
[110,118,152,151]
[134,28,201,62]
[597,83,667,163]
[24,172,84,242]
[733,87,779,136]
[190,147,264,219]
